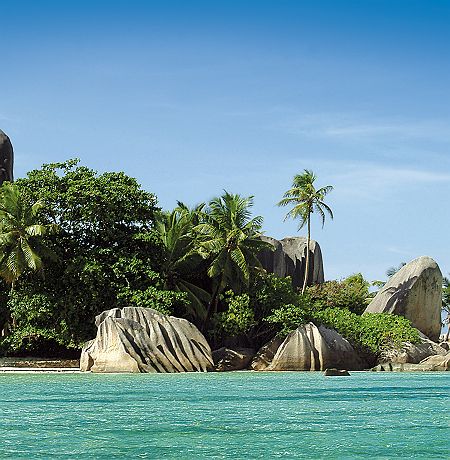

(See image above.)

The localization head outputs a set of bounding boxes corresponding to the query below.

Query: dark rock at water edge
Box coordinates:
[80,307,214,373]
[324,368,350,376]
[259,236,324,288]
[212,347,255,371]
[0,129,14,184]
[364,256,442,342]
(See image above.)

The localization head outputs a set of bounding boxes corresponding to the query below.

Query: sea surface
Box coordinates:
[0,371,448,459]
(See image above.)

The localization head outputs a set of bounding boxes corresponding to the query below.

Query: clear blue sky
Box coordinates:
[2,0,450,283]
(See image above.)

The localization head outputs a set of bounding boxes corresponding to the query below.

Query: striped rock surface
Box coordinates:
[252,323,366,371]
[80,307,213,373]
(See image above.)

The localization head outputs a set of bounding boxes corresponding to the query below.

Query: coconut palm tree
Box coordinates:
[0,183,58,335]
[0,183,58,288]
[154,203,210,322]
[278,170,333,294]
[196,191,272,326]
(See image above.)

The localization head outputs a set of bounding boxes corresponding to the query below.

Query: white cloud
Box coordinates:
[279,112,450,143]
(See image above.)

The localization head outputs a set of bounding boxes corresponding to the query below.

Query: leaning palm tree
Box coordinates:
[196,191,272,326]
[277,170,333,294]
[0,183,58,288]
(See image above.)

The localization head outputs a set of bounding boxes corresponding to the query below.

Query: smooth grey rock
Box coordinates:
[254,323,367,371]
[250,336,284,371]
[259,236,324,288]
[0,129,14,184]
[364,256,442,342]
[379,332,447,364]
[80,307,213,373]
[372,353,450,372]
[324,368,350,376]
[419,352,450,370]
[212,347,255,372]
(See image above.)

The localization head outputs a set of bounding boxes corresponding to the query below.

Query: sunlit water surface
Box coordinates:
[0,372,448,459]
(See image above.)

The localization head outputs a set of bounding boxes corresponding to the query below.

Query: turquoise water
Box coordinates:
[0,372,448,459]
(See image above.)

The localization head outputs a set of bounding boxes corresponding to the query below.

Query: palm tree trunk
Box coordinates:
[301,215,311,295]
[202,281,221,332]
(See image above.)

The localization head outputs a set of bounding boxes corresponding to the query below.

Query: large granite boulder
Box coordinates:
[258,236,324,288]
[364,256,442,342]
[0,129,14,184]
[251,323,367,371]
[212,347,255,372]
[372,352,450,371]
[80,307,214,373]
[379,332,447,364]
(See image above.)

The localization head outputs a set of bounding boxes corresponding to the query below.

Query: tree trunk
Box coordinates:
[301,216,311,295]
[202,281,221,333]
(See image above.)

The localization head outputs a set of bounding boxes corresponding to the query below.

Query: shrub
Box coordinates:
[213,291,255,338]
[312,307,420,355]
[250,272,300,320]
[306,273,370,314]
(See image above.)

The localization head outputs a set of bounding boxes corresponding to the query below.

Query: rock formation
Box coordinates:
[251,323,367,371]
[364,256,442,342]
[324,368,350,376]
[0,129,14,184]
[379,332,447,365]
[372,352,450,371]
[80,307,214,373]
[258,236,324,288]
[212,347,255,371]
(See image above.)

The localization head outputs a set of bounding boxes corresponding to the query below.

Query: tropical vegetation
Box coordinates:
[0,161,429,360]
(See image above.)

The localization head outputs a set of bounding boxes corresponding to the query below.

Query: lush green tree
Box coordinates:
[196,191,272,326]
[7,159,167,349]
[277,170,333,294]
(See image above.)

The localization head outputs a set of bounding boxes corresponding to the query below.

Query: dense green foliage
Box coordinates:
[266,302,420,356]
[306,273,370,315]
[1,160,167,353]
[213,291,255,339]
[0,160,427,360]
[315,308,420,353]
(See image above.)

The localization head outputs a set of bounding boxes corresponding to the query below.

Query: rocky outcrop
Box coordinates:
[251,323,367,371]
[324,368,350,376]
[379,332,447,364]
[249,337,284,371]
[364,256,442,342]
[0,129,14,184]
[80,307,213,373]
[258,236,324,288]
[372,352,450,371]
[212,347,255,371]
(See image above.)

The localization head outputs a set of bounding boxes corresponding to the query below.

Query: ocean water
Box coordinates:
[0,372,448,459]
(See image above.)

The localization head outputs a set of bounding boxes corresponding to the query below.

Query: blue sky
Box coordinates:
[2,0,450,284]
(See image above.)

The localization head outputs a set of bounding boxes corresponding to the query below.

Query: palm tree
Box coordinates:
[196,191,272,326]
[0,183,58,288]
[154,203,210,322]
[277,170,333,294]
[0,183,58,335]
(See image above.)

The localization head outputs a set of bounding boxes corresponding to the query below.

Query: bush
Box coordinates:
[312,307,420,355]
[264,302,310,337]
[249,272,300,320]
[306,273,370,314]
[213,291,255,338]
